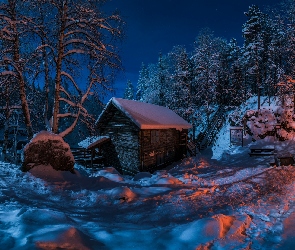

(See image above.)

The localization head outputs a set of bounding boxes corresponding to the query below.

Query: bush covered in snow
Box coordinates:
[22,131,74,172]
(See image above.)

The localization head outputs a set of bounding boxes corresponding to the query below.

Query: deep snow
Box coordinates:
[1,96,295,249]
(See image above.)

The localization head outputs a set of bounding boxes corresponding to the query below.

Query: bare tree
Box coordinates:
[0,0,123,142]
[37,0,123,137]
[0,0,34,139]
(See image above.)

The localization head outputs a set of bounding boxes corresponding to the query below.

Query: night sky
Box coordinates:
[105,0,279,97]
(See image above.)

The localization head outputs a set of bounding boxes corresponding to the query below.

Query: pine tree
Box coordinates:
[136,63,149,101]
[265,14,286,99]
[141,54,169,106]
[192,28,220,124]
[227,38,248,105]
[242,5,272,95]
[213,37,231,106]
[281,1,295,78]
[157,53,168,106]
[168,45,194,121]
[124,80,134,100]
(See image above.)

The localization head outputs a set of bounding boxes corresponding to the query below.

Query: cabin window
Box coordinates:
[151,130,160,144]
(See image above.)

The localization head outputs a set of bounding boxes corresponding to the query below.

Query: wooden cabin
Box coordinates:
[96,97,192,174]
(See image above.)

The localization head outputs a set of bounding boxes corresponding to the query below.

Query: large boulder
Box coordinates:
[22,131,74,172]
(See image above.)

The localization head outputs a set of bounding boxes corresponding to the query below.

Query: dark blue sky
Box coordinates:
[105,0,279,97]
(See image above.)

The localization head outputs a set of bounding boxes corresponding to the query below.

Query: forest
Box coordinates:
[1,0,295,149]
[124,1,295,128]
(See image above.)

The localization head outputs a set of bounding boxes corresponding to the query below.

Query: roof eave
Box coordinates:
[140,124,192,130]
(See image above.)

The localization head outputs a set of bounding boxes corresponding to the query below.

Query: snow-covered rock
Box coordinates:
[22,131,74,172]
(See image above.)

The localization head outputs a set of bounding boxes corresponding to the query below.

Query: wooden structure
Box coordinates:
[278,156,295,166]
[96,98,192,174]
[249,147,275,156]
[72,136,110,167]
[230,126,244,147]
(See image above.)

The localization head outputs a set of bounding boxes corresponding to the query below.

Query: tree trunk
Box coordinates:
[2,82,10,159]
[11,2,33,139]
[43,39,50,129]
[52,4,67,134]
[19,77,34,139]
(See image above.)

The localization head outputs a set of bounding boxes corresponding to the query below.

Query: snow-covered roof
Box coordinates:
[97,97,192,130]
[87,136,110,150]
[78,136,110,149]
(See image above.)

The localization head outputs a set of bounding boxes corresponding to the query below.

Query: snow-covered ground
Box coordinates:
[1,139,295,249]
[1,96,295,249]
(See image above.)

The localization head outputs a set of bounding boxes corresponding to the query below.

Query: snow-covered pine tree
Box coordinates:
[136,63,149,101]
[167,45,194,121]
[227,38,248,106]
[213,37,231,106]
[124,80,134,100]
[143,63,159,104]
[141,53,169,106]
[192,28,219,125]
[265,13,286,100]
[156,52,169,107]
[281,0,295,79]
[242,5,272,95]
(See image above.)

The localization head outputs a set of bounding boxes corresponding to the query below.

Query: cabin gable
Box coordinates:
[97,103,141,174]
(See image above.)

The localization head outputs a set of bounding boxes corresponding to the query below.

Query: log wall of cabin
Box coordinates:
[99,105,141,174]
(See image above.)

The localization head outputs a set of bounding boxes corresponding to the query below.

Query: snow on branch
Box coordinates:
[35,44,56,56]
[63,38,106,53]
[59,97,77,107]
[64,29,106,50]
[0,70,18,78]
[77,103,88,114]
[57,113,78,118]
[61,71,82,95]
[62,49,90,58]
[59,86,71,100]
[59,110,81,138]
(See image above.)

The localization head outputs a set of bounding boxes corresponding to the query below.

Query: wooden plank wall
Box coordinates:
[140,128,186,171]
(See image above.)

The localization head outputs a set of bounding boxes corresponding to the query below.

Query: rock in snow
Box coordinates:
[22,131,74,172]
